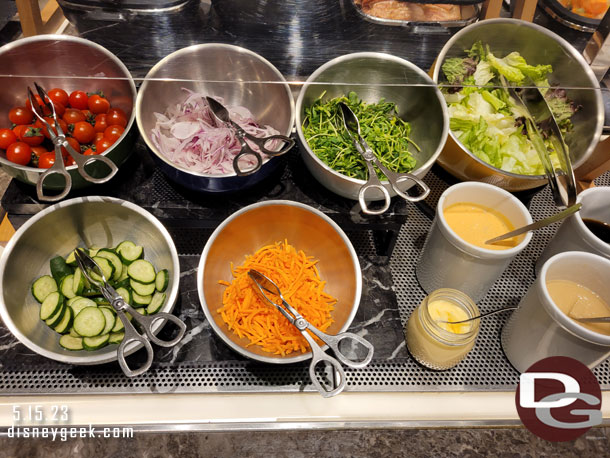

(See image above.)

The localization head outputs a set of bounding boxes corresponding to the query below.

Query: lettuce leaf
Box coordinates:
[442,58,467,84]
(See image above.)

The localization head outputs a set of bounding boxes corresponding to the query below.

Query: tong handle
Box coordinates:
[245,132,295,157]
[116,308,154,378]
[374,161,430,203]
[300,329,346,398]
[306,326,374,369]
[36,147,72,202]
[128,307,187,347]
[61,139,119,184]
[359,160,391,216]
[232,139,263,176]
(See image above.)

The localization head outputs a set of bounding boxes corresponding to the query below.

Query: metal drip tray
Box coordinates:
[0,169,609,396]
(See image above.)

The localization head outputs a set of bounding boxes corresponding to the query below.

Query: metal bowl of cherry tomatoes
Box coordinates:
[0,35,137,191]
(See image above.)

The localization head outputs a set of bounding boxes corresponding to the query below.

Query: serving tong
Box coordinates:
[205,96,295,176]
[338,102,430,216]
[500,76,577,208]
[27,83,118,202]
[74,249,186,377]
[248,269,374,398]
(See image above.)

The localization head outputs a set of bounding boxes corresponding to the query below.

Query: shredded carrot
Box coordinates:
[217,240,336,356]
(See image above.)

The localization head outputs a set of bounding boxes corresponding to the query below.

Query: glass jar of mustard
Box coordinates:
[406,288,480,370]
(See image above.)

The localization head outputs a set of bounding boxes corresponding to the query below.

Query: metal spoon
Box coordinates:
[485,203,582,244]
[437,306,518,325]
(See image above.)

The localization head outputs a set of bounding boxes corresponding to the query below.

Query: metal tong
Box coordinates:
[27,83,118,202]
[205,96,295,176]
[74,249,186,377]
[248,269,374,398]
[500,76,577,208]
[338,102,430,216]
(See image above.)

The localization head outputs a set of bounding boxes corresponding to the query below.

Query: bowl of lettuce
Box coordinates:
[432,18,603,192]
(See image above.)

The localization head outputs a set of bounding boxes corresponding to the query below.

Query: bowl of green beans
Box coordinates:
[295,52,448,202]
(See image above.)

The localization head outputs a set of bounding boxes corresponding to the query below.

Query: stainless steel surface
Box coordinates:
[295,52,448,201]
[440,306,518,325]
[584,9,610,80]
[338,102,430,215]
[486,203,582,244]
[28,83,119,202]
[0,196,180,365]
[197,200,362,365]
[136,43,295,193]
[205,96,295,177]
[574,316,610,323]
[0,35,137,190]
[432,18,604,192]
[74,249,186,377]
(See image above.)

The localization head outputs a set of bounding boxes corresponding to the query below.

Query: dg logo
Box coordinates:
[516,356,602,442]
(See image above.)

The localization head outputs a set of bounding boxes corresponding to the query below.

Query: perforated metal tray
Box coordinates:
[0,169,608,395]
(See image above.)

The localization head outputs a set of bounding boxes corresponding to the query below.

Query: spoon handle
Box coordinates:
[439,306,518,325]
[486,203,582,244]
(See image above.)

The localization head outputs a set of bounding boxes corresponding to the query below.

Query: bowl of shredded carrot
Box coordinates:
[197,200,362,364]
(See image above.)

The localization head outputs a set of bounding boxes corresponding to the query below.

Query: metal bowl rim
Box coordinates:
[196,199,363,364]
[295,51,449,187]
[135,43,296,180]
[431,18,604,181]
[0,196,180,365]
[0,34,137,174]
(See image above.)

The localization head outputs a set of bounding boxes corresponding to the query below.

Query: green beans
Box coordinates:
[302,91,419,180]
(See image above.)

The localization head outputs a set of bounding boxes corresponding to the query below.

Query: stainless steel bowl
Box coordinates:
[197,200,362,364]
[0,196,180,365]
[136,43,295,193]
[295,52,448,201]
[0,35,137,190]
[432,18,604,192]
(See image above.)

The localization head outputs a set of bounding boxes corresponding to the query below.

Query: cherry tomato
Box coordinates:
[95,138,113,154]
[95,132,105,142]
[61,137,80,157]
[63,108,85,124]
[17,125,44,146]
[48,88,69,107]
[72,121,95,144]
[38,152,55,169]
[93,114,108,133]
[8,106,34,125]
[52,102,65,117]
[0,128,17,149]
[41,118,68,138]
[106,108,128,128]
[81,109,94,122]
[104,125,124,142]
[6,142,32,166]
[30,146,48,158]
[88,94,110,114]
[13,125,28,138]
[83,147,97,156]
[25,95,49,115]
[68,90,88,110]
[64,155,75,166]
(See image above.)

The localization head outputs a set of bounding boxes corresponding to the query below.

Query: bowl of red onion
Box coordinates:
[135,43,295,193]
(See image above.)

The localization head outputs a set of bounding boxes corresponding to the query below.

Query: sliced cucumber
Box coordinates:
[45,303,66,328]
[117,264,130,283]
[132,291,152,307]
[146,292,166,315]
[116,241,143,264]
[83,334,110,351]
[72,268,86,295]
[59,335,83,351]
[50,256,73,284]
[127,259,155,284]
[40,292,63,321]
[32,275,58,303]
[111,314,125,333]
[155,269,169,292]
[91,296,110,306]
[96,249,122,281]
[67,295,83,306]
[69,327,80,338]
[99,307,116,335]
[134,308,147,315]
[81,287,101,297]
[73,307,105,337]
[88,246,101,257]
[130,279,156,296]
[65,250,77,267]
[69,297,97,318]
[109,331,124,345]
[115,287,131,305]
[90,256,114,283]
[60,274,75,300]
[53,307,73,334]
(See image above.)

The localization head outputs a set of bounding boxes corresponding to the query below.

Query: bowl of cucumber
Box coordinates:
[0,196,180,365]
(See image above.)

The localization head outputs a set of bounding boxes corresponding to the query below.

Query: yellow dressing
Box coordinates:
[547,279,610,336]
[443,202,519,250]
[428,299,471,334]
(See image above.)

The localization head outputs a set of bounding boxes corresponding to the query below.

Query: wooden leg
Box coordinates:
[575,136,610,186]
[512,0,538,21]
[16,0,64,37]
[482,0,503,19]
